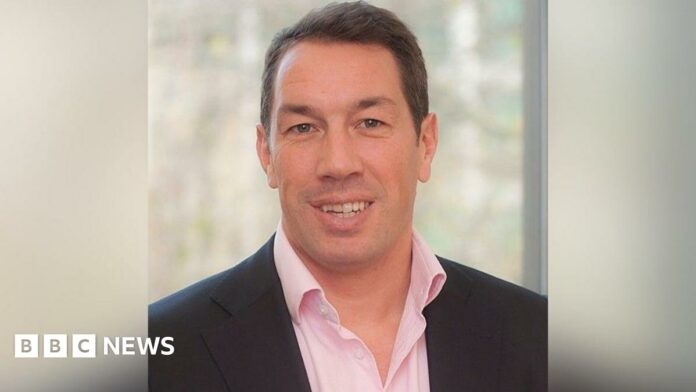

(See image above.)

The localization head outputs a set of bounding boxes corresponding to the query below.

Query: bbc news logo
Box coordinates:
[14,334,174,358]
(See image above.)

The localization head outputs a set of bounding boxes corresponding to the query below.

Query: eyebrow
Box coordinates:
[278,96,398,119]
[278,104,322,118]
[353,96,398,111]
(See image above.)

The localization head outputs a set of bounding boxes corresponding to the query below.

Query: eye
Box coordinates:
[290,123,314,134]
[359,119,383,129]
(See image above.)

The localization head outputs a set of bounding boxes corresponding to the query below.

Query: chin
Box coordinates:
[308,246,376,272]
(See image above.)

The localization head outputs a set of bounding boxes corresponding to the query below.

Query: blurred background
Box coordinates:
[1,2,147,391]
[148,0,547,300]
[548,1,696,390]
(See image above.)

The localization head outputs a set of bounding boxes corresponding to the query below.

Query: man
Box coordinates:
[149,2,547,391]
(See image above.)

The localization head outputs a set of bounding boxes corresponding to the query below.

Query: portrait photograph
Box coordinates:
[4,1,695,391]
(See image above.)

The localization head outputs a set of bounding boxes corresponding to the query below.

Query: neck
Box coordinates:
[303,232,413,327]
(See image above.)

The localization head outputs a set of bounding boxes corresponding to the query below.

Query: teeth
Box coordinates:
[319,201,370,216]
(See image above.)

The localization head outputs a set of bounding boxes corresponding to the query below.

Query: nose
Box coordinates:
[316,127,363,181]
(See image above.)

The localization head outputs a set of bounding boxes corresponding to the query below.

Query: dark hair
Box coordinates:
[260,1,428,136]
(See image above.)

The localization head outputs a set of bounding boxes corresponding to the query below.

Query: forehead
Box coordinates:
[272,41,406,111]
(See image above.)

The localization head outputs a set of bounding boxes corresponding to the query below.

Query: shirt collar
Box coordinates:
[273,222,323,323]
[273,222,447,324]
[410,230,447,310]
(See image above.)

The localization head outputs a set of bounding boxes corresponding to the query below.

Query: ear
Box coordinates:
[417,113,438,183]
[256,123,278,189]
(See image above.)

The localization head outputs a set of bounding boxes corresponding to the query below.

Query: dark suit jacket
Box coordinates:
[149,236,547,391]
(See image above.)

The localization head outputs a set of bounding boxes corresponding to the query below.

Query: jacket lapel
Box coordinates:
[201,236,312,392]
[425,259,503,392]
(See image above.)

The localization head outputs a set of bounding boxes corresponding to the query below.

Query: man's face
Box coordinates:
[256,41,437,272]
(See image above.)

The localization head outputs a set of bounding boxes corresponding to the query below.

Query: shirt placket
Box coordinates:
[311,294,385,391]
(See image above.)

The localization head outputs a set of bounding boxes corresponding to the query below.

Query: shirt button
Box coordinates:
[354,348,365,360]
[318,303,329,317]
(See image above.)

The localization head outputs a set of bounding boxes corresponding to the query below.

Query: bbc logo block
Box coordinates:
[72,334,96,358]
[14,334,39,358]
[43,334,68,358]
[15,334,96,358]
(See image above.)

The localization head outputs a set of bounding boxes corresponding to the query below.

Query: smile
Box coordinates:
[319,201,372,218]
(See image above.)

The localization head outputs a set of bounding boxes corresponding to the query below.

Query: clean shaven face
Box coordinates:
[256,41,438,273]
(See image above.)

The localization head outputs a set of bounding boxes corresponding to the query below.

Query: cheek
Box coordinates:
[361,141,421,190]
[272,146,317,191]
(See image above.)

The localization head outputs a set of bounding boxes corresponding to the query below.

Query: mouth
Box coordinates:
[317,201,373,218]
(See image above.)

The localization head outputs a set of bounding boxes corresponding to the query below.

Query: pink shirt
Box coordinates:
[274,224,447,392]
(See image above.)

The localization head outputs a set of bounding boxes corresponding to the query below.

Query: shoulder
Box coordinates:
[434,257,547,387]
[149,236,278,337]
[148,267,231,337]
[438,256,546,307]
[436,256,547,341]
[148,238,280,390]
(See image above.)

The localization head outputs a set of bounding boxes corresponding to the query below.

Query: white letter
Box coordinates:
[137,337,159,355]
[160,337,175,355]
[121,337,135,355]
[103,337,119,355]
